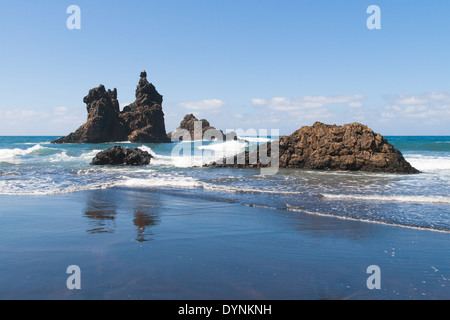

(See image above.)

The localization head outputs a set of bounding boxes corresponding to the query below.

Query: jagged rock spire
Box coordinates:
[52,71,170,144]
[135,70,163,105]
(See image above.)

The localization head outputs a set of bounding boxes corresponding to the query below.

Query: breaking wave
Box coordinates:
[0,144,46,162]
[138,140,247,168]
[405,154,450,171]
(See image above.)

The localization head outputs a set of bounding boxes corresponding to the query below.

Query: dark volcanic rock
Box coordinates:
[52,71,170,144]
[52,86,129,144]
[210,122,419,174]
[120,71,171,143]
[91,146,153,166]
[168,113,236,141]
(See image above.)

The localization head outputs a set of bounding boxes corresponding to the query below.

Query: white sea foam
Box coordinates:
[0,175,116,195]
[148,153,204,168]
[321,193,450,204]
[0,144,45,162]
[17,141,52,145]
[138,145,200,167]
[199,140,247,159]
[138,141,247,168]
[199,140,246,153]
[0,144,102,164]
[48,150,102,163]
[0,174,203,195]
[116,175,303,194]
[137,145,157,157]
[201,183,304,194]
[286,206,450,234]
[0,184,114,196]
[405,154,450,171]
[118,176,203,189]
[239,136,272,143]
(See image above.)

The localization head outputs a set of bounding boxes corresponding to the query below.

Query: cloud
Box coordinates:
[178,99,226,111]
[0,106,84,135]
[348,102,363,108]
[0,109,47,120]
[252,94,365,111]
[382,92,450,123]
[393,92,450,105]
[251,98,267,106]
[244,94,370,132]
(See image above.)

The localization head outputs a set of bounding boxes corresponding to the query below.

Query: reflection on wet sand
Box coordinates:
[83,190,161,242]
[134,211,159,242]
[84,196,117,234]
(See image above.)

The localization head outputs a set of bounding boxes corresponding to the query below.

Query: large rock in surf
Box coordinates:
[51,86,130,144]
[52,71,170,144]
[121,71,171,143]
[210,122,419,174]
[91,146,153,166]
[168,113,236,141]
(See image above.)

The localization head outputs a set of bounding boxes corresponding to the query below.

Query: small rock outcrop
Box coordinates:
[210,122,419,174]
[91,146,153,166]
[168,113,236,141]
[52,71,170,144]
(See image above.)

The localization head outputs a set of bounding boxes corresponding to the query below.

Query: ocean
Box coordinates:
[0,135,449,300]
[0,136,449,232]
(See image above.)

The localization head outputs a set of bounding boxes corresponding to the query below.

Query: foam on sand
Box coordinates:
[321,193,450,204]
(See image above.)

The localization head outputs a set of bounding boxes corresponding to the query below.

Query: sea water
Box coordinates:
[0,136,449,232]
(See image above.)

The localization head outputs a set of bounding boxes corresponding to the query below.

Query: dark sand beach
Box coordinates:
[0,188,448,300]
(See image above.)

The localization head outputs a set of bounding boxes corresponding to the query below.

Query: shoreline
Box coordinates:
[2,183,450,234]
[0,188,448,300]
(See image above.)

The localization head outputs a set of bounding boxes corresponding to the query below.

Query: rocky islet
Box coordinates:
[52,71,170,144]
[209,122,419,174]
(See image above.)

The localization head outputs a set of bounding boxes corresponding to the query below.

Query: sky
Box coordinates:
[0,0,449,136]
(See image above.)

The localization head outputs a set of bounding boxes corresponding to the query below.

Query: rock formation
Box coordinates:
[51,86,130,144]
[210,122,419,174]
[168,113,237,141]
[52,71,171,144]
[91,146,153,166]
[121,71,171,143]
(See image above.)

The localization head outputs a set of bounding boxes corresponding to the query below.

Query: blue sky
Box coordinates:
[0,0,449,136]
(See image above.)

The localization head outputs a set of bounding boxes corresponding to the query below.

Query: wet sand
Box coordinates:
[0,188,448,300]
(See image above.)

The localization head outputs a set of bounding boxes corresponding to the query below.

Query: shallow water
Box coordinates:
[0,136,448,232]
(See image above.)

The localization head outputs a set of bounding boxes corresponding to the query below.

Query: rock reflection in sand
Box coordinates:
[83,190,161,242]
